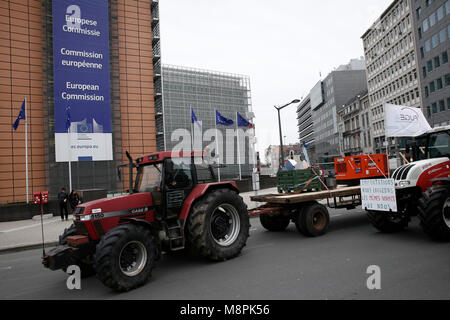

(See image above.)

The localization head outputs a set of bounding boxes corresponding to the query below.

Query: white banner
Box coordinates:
[361,179,397,212]
[384,103,431,137]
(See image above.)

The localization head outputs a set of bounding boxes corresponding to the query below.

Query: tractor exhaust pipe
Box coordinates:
[126,151,134,193]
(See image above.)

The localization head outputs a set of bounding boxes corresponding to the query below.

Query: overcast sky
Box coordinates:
[159,0,392,155]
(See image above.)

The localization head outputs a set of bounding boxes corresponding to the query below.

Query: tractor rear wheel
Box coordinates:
[367,210,410,233]
[295,202,329,237]
[259,214,291,232]
[418,185,450,242]
[186,189,249,261]
[94,224,156,292]
[59,224,95,278]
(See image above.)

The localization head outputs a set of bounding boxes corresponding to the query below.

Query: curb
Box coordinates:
[0,241,59,255]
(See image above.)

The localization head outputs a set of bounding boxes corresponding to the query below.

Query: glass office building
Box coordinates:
[159,65,254,180]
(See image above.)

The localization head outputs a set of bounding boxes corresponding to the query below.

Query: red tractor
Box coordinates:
[366,126,450,241]
[43,151,250,291]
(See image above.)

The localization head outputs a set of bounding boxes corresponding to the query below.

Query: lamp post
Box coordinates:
[275,99,301,169]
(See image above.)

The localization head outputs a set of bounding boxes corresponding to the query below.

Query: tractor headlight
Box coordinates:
[398,181,411,187]
[79,215,91,221]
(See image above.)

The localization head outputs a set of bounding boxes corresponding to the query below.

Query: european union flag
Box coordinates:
[65,106,71,131]
[216,110,234,126]
[237,112,253,128]
[12,100,26,131]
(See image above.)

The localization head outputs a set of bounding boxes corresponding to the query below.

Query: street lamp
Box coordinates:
[275,99,301,169]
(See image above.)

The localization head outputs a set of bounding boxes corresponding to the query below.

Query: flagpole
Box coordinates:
[25,97,29,203]
[190,107,194,151]
[67,107,72,192]
[215,110,221,182]
[236,113,242,181]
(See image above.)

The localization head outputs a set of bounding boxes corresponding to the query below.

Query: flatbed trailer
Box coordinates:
[249,186,361,237]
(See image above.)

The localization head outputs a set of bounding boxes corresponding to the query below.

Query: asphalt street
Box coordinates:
[0,208,449,300]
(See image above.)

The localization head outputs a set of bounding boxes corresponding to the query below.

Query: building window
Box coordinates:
[427,60,433,72]
[443,51,449,64]
[434,56,440,68]
[432,102,438,113]
[423,67,427,78]
[446,0,450,15]
[448,97,450,109]
[425,86,429,97]
[430,81,436,93]
[432,34,439,48]
[423,19,429,32]
[425,39,431,52]
[439,100,446,112]
[439,28,447,43]
[437,6,444,21]
[437,78,443,90]
[429,13,436,27]
[445,73,450,86]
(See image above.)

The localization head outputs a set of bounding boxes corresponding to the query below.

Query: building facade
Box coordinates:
[338,90,373,156]
[0,0,159,204]
[296,94,318,164]
[412,0,450,127]
[362,0,422,154]
[160,65,254,180]
[310,58,367,164]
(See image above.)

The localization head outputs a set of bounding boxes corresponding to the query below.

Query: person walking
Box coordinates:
[58,187,69,221]
[68,190,81,212]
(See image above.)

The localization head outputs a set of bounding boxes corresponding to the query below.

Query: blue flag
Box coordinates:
[237,112,253,128]
[191,108,202,130]
[12,100,26,131]
[216,110,234,126]
[65,106,71,131]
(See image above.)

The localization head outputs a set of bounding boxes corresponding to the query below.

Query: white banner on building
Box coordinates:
[384,103,432,137]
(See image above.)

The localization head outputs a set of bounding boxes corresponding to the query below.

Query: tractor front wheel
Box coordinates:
[94,224,156,292]
[367,210,410,233]
[186,189,249,261]
[418,185,450,241]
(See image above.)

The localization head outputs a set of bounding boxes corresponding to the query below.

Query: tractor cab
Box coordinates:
[405,126,450,162]
[132,151,216,221]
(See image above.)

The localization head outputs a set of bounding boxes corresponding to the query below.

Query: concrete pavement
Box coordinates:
[0,188,278,254]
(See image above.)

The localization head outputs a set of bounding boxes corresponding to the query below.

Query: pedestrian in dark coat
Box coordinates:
[58,187,69,221]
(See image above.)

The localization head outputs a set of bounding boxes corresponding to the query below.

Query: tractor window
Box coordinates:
[165,158,193,190]
[135,164,162,193]
[427,132,450,159]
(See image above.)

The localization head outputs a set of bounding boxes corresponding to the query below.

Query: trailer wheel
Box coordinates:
[418,185,450,242]
[367,210,410,233]
[94,224,156,292]
[186,189,249,261]
[295,202,329,237]
[259,214,291,232]
[59,224,95,278]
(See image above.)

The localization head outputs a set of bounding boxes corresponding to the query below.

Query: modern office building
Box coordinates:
[310,58,367,164]
[296,94,317,164]
[362,0,422,154]
[338,90,373,156]
[160,65,254,180]
[411,0,450,127]
[0,0,160,204]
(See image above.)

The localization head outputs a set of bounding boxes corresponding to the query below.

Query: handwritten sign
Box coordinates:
[361,179,397,212]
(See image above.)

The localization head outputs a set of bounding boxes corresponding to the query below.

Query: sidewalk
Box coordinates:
[0,187,278,254]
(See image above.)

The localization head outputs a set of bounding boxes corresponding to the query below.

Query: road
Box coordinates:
[0,208,449,300]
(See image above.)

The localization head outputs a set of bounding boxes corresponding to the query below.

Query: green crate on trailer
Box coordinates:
[277,169,323,193]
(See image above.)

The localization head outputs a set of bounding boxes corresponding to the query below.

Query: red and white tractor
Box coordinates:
[367,126,450,241]
[43,151,250,291]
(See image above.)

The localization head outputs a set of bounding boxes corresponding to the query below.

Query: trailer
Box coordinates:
[249,185,361,237]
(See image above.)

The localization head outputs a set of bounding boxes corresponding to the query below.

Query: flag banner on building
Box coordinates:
[65,106,71,131]
[52,0,112,162]
[384,103,432,137]
[237,112,253,128]
[12,100,26,131]
[191,108,202,130]
[216,111,234,126]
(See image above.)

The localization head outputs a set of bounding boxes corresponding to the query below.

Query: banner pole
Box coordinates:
[25,97,29,203]
[236,113,242,181]
[215,111,221,182]
[68,126,72,192]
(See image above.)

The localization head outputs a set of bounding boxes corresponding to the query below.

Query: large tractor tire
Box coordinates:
[295,202,329,237]
[186,189,249,261]
[367,210,410,233]
[418,185,450,242]
[94,224,156,292]
[259,214,291,232]
[59,224,95,278]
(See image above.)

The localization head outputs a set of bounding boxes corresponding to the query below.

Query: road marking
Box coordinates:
[0,266,12,271]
